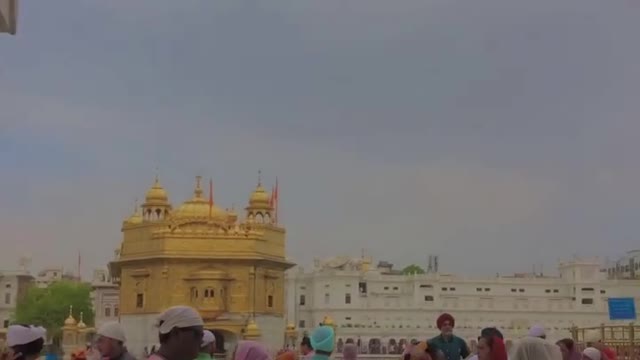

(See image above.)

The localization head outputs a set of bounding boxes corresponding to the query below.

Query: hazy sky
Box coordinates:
[1,0,639,277]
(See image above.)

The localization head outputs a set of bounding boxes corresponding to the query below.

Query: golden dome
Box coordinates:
[244,319,261,338]
[322,316,334,326]
[248,184,271,208]
[171,176,228,220]
[64,306,77,326]
[145,176,169,204]
[77,312,86,329]
[126,199,143,224]
[286,323,296,331]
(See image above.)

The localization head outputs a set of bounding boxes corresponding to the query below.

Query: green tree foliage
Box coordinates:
[402,264,426,275]
[14,281,94,339]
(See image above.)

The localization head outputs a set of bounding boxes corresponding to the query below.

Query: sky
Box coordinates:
[1,0,640,277]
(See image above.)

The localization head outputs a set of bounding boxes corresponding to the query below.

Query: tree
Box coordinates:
[14,281,95,340]
[402,264,425,275]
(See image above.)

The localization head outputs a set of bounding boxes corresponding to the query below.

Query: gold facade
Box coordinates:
[110,175,293,338]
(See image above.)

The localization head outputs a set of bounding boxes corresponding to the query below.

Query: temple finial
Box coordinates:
[257,170,262,186]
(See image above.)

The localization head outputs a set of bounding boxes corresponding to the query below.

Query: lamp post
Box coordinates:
[285,323,298,349]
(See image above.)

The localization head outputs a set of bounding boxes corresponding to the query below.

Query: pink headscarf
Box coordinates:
[235,341,271,360]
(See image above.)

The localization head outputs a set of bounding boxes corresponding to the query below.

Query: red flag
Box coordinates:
[269,185,275,208]
[209,178,214,217]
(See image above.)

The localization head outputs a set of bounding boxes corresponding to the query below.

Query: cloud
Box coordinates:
[1,0,640,277]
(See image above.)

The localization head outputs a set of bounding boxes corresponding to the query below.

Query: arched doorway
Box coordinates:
[209,329,238,358]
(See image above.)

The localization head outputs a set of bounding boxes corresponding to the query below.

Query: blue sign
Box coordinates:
[608,298,637,320]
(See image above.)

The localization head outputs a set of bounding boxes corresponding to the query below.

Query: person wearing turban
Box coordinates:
[309,326,334,360]
[195,330,216,360]
[148,306,205,360]
[427,314,469,360]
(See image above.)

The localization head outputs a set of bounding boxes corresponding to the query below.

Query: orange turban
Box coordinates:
[436,313,455,329]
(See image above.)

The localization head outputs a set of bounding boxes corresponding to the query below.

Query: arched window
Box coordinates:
[104,306,111,317]
[190,287,198,301]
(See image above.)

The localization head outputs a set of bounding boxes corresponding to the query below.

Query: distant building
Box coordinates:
[90,269,119,329]
[0,270,34,328]
[286,254,640,353]
[605,250,640,280]
[35,268,76,288]
[0,0,17,35]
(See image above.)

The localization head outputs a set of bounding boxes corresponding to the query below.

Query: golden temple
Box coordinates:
[109,174,294,355]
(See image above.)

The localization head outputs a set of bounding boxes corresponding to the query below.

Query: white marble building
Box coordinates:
[90,269,120,329]
[0,269,34,329]
[286,255,640,354]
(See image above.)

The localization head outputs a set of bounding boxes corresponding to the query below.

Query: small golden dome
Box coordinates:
[249,185,270,206]
[246,321,259,331]
[64,314,77,326]
[77,312,86,329]
[322,316,334,326]
[145,176,169,204]
[126,199,143,224]
[286,323,296,331]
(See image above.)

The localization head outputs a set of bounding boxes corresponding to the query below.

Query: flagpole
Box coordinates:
[209,178,213,218]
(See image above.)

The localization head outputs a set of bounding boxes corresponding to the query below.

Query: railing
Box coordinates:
[571,324,639,360]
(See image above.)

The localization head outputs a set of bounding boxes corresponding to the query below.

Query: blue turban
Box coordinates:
[310,326,335,353]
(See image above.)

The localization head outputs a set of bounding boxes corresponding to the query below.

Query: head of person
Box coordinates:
[300,337,313,356]
[511,337,562,360]
[95,321,126,358]
[480,327,504,340]
[200,330,216,356]
[156,306,204,360]
[527,325,546,340]
[556,339,575,360]
[584,330,604,350]
[233,341,270,360]
[436,314,455,337]
[477,335,507,360]
[276,350,297,360]
[6,325,46,360]
[342,344,358,360]
[310,326,335,358]
[582,348,601,360]
[409,345,431,360]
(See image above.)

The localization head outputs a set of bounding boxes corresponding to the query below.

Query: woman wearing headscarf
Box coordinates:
[6,325,47,360]
[342,344,358,360]
[556,339,581,360]
[510,337,562,360]
[233,341,270,360]
[476,335,507,360]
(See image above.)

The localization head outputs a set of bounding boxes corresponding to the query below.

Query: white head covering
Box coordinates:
[201,330,215,347]
[97,321,126,342]
[527,325,546,338]
[156,306,204,334]
[583,347,601,360]
[584,329,602,343]
[7,325,47,347]
[510,337,562,360]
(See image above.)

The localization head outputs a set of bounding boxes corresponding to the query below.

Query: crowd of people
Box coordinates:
[0,308,622,360]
